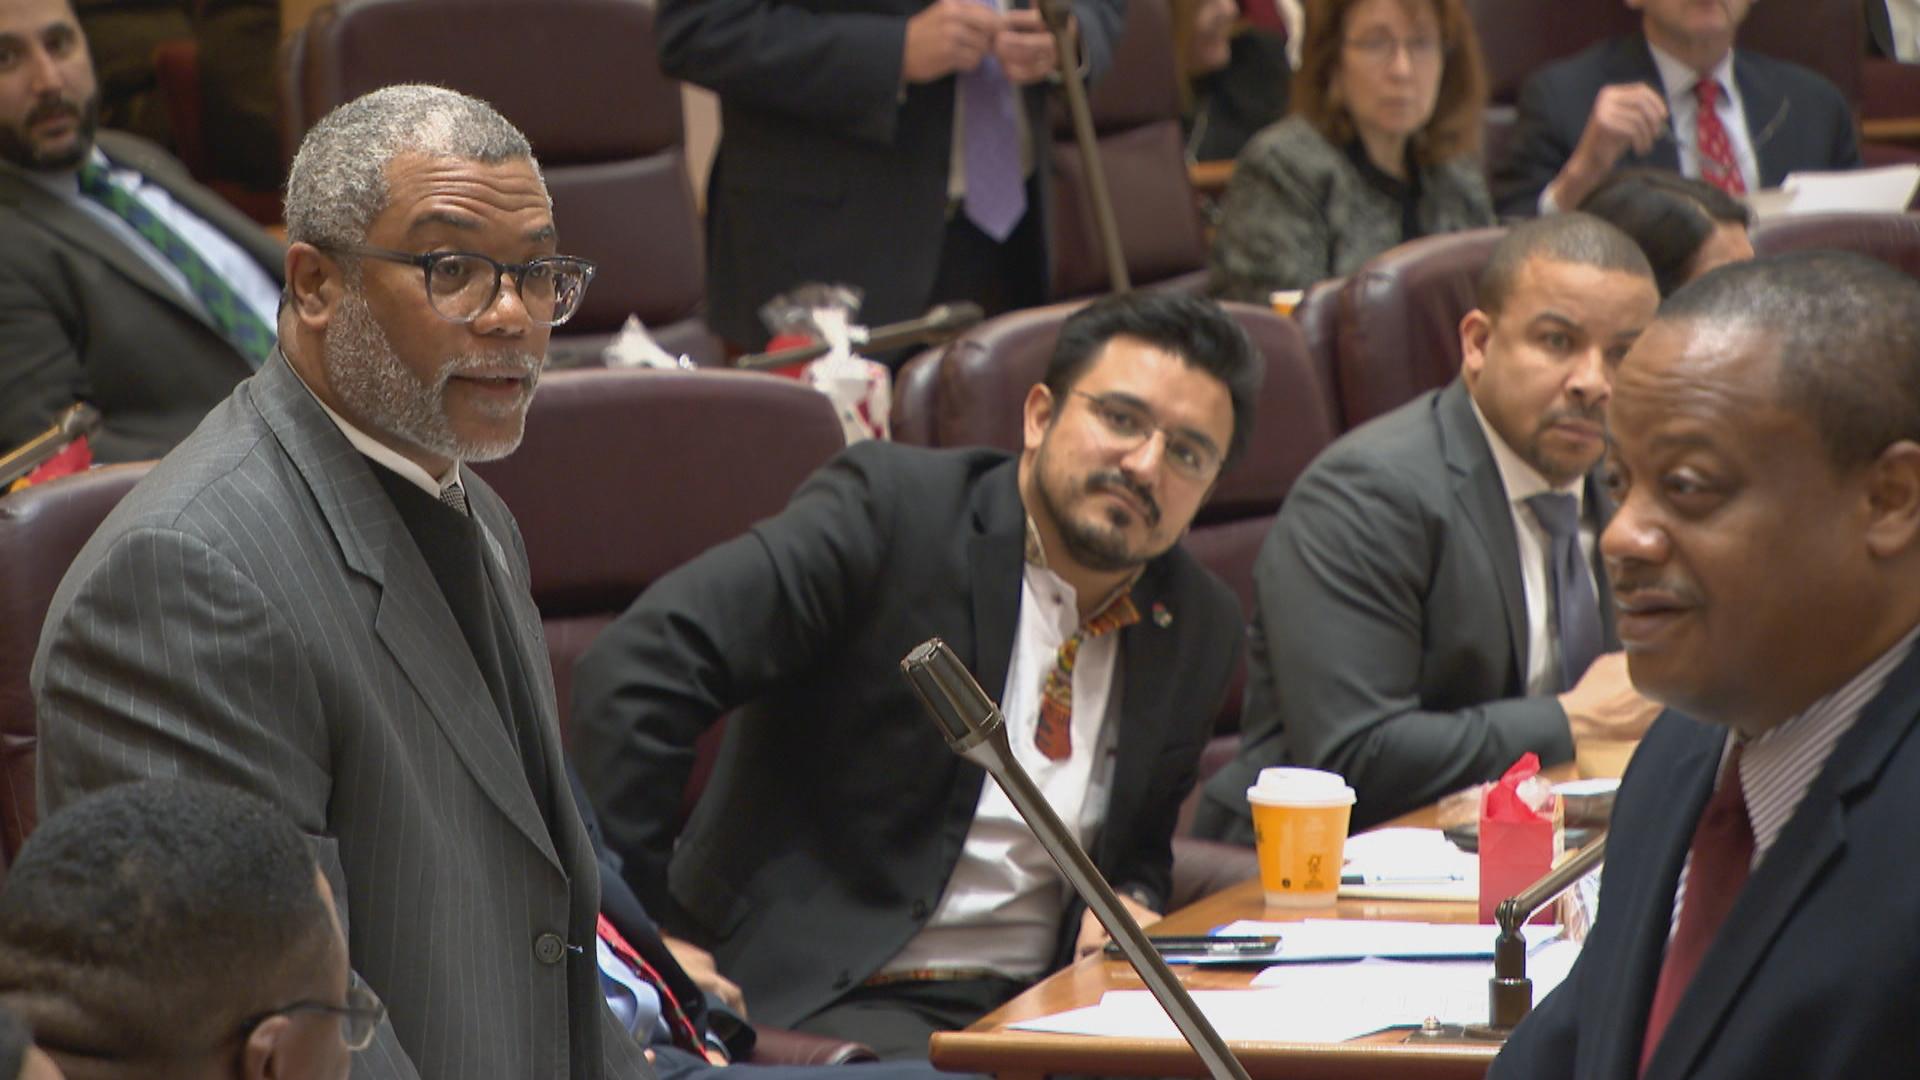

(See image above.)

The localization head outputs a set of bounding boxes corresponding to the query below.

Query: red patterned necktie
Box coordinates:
[1639,744,1752,1073]
[1693,79,1746,195]
[1034,593,1140,760]
[597,914,705,1056]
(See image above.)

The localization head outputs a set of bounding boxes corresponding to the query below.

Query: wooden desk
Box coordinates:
[930,772,1588,1079]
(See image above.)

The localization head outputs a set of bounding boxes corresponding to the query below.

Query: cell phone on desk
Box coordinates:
[1102,935,1283,963]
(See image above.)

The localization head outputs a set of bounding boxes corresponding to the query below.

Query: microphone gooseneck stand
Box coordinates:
[1463,832,1609,1041]
[901,638,1250,1080]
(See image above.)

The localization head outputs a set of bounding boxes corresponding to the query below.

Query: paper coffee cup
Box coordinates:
[1247,767,1356,908]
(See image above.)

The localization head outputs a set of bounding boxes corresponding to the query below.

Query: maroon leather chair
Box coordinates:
[472,368,846,745]
[0,464,153,887]
[1048,0,1210,298]
[1751,212,1920,280]
[1289,275,1348,433]
[280,0,720,367]
[1335,226,1505,427]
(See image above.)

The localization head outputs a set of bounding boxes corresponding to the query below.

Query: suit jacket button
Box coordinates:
[534,933,567,965]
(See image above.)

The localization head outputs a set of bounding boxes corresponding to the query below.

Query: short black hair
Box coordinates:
[0,1004,27,1080]
[1580,168,1751,297]
[1659,251,1920,470]
[0,781,332,1064]
[1044,292,1265,467]
[1477,212,1655,315]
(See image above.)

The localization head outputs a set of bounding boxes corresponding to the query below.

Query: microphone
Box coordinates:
[0,402,101,491]
[1458,832,1608,1041]
[901,638,1252,1080]
[734,302,985,370]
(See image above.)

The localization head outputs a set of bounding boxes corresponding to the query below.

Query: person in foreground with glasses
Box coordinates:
[1194,213,1665,839]
[31,84,660,1079]
[570,292,1261,1060]
[0,780,370,1080]
[1207,0,1494,302]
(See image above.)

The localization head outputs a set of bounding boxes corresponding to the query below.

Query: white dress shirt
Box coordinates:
[1647,43,1760,195]
[1472,398,1597,696]
[881,539,1123,980]
[294,363,467,504]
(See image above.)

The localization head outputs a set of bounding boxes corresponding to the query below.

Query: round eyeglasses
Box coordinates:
[324,245,597,326]
[242,970,388,1052]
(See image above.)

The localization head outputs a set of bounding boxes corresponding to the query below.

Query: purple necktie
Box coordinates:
[959,0,1027,241]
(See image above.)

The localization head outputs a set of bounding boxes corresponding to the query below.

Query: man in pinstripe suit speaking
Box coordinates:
[31,85,644,1079]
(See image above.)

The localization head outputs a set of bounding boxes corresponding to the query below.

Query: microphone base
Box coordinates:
[1460,1023,1516,1042]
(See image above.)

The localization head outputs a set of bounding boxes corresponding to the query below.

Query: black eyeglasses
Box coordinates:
[1070,391,1223,481]
[323,245,596,326]
[242,970,388,1052]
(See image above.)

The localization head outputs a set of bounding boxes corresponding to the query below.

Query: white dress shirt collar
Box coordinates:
[289,353,464,499]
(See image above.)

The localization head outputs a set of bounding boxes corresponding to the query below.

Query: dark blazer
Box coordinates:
[654,0,1124,348]
[1492,641,1920,1079]
[1194,381,1616,837]
[0,131,283,461]
[34,354,650,1080]
[1494,36,1862,218]
[571,442,1241,1028]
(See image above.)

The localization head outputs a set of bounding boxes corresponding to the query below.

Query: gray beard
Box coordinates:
[323,288,540,465]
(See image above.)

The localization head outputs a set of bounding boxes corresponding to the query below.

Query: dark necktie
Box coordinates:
[958,0,1026,241]
[1035,592,1140,760]
[1694,79,1746,195]
[1640,744,1752,1073]
[439,482,470,517]
[1525,492,1604,690]
[77,161,275,366]
[596,914,705,1056]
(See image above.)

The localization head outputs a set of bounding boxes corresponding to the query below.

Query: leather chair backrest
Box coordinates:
[1335,226,1504,427]
[1751,212,1920,281]
[280,0,720,365]
[471,368,847,741]
[0,464,153,883]
[1048,0,1209,297]
[1290,275,1347,433]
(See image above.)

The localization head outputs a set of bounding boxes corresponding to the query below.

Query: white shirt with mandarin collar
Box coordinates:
[17,147,282,332]
[1471,397,1598,697]
[882,522,1124,981]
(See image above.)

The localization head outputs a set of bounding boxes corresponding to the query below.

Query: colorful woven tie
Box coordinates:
[958,0,1027,241]
[1035,593,1140,760]
[1693,79,1746,195]
[596,914,705,1056]
[77,162,274,366]
[1639,744,1751,1073]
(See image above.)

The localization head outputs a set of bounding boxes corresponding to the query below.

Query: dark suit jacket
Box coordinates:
[654,0,1124,348]
[1194,381,1616,837]
[1492,641,1920,1079]
[571,442,1241,1027]
[35,354,650,1080]
[0,131,284,462]
[1494,36,1862,218]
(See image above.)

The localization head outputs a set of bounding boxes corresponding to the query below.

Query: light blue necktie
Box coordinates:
[958,0,1027,241]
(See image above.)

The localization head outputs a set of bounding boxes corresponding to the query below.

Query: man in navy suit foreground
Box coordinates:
[1492,251,1920,1079]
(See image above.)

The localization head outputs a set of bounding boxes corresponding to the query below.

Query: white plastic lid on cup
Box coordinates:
[1247,767,1356,808]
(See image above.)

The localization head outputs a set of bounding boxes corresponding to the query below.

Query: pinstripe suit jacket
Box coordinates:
[31,353,653,1080]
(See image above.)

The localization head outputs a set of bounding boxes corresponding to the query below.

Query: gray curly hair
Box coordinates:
[284,84,545,251]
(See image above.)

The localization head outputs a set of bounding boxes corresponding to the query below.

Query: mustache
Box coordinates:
[25,94,81,127]
[1542,401,1605,427]
[436,352,544,381]
[1087,469,1161,526]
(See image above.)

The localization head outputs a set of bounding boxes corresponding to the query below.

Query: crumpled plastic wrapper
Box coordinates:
[600,315,694,370]
[761,285,890,444]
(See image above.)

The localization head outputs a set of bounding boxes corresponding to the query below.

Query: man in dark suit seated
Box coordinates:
[0,0,284,461]
[0,780,365,1080]
[572,292,1260,1058]
[1494,0,1862,218]
[1493,251,1920,1079]
[1193,214,1665,837]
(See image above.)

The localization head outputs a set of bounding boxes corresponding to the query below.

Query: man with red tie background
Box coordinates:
[1492,251,1920,1078]
[1493,0,1861,218]
[654,0,1124,355]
